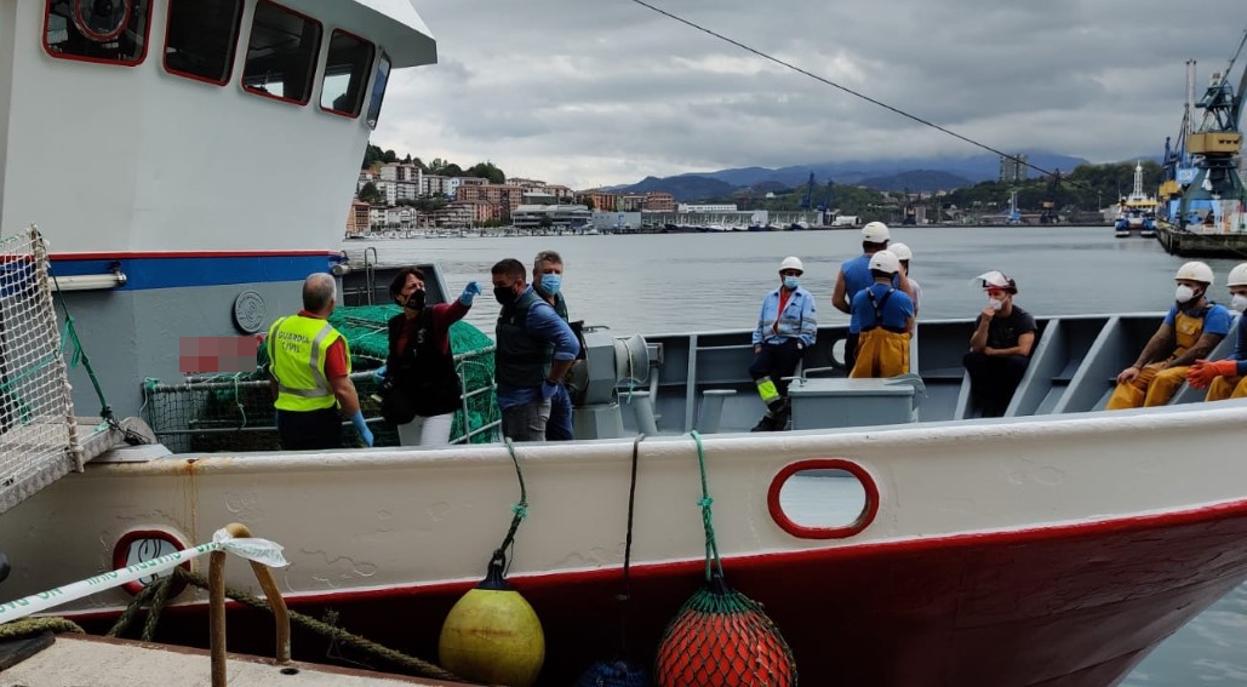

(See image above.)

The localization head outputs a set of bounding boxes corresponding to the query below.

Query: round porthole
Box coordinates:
[72,0,133,43]
[767,459,879,539]
[112,528,191,597]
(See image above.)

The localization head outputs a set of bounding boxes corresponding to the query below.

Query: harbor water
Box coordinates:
[343,226,1247,685]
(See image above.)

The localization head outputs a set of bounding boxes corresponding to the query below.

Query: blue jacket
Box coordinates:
[1230,315,1247,376]
[753,286,817,347]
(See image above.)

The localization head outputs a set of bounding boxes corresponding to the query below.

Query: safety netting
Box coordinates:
[0,228,81,514]
[142,305,499,453]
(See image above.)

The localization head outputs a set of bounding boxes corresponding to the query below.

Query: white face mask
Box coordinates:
[1175,285,1196,304]
[1232,293,1247,313]
[988,298,1004,311]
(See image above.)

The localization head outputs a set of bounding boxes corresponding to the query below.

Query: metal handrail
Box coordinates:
[210,522,290,687]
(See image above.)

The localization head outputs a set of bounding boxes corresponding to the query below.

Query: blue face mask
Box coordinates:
[783,276,800,290]
[540,273,562,295]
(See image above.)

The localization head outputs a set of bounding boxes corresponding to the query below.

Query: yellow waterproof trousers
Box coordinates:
[1206,375,1247,402]
[850,328,910,379]
[1105,363,1190,409]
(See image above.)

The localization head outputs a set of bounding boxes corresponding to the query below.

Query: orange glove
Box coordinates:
[1187,359,1239,389]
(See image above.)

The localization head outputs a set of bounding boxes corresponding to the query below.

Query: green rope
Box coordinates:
[0,616,84,639]
[106,577,163,638]
[491,438,529,574]
[690,431,725,583]
[140,574,177,642]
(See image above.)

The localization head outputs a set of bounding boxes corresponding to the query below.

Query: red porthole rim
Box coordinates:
[112,528,192,596]
[72,0,132,43]
[42,0,153,68]
[767,458,880,540]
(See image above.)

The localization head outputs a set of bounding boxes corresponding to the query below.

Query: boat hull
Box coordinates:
[75,499,1247,686]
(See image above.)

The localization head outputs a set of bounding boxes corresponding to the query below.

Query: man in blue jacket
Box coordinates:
[832,222,909,371]
[750,256,817,431]
[1187,262,1247,400]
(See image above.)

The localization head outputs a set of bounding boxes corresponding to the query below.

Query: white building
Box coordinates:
[511,204,592,230]
[375,179,419,205]
[422,174,447,196]
[678,203,737,213]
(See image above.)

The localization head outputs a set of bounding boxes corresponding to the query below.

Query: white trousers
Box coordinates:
[396,412,455,447]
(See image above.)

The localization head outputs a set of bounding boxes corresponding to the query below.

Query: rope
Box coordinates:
[492,438,529,575]
[690,430,725,583]
[0,616,84,639]
[106,577,163,637]
[141,574,177,642]
[171,569,461,683]
[617,433,645,658]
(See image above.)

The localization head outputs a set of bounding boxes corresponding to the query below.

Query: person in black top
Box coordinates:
[379,267,480,446]
[963,270,1037,417]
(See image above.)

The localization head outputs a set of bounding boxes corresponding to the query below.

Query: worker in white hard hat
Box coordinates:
[1187,263,1247,401]
[964,270,1036,417]
[888,242,921,317]
[1108,261,1232,409]
[750,256,817,431]
[848,250,914,378]
[832,222,908,372]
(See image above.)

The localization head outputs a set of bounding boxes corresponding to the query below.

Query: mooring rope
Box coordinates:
[690,430,726,583]
[491,438,530,576]
[0,616,84,640]
[617,433,646,658]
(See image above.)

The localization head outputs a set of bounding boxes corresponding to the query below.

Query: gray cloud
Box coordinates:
[372,0,1247,187]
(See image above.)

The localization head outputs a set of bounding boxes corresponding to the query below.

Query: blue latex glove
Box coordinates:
[372,364,387,382]
[541,379,560,401]
[460,281,482,306]
[350,410,374,447]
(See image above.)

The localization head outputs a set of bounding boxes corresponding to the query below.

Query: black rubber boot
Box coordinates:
[751,414,776,432]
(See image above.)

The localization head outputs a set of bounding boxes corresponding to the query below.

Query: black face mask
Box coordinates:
[494,285,518,306]
[404,289,426,311]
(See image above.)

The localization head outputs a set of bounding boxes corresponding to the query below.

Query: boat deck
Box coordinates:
[0,634,471,687]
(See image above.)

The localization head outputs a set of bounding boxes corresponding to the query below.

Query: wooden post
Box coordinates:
[208,522,293,687]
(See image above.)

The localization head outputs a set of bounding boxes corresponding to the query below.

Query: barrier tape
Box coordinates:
[0,528,287,625]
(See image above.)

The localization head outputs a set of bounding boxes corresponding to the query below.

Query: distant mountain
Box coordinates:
[612,174,736,201]
[698,150,1090,188]
[855,170,972,192]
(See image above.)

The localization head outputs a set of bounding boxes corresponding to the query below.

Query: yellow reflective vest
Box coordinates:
[266,314,351,412]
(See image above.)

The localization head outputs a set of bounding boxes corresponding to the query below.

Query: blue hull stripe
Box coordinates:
[49,255,337,291]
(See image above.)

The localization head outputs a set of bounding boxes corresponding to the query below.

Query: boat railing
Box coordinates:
[141,346,501,452]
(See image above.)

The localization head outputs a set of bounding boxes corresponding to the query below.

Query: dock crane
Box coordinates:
[1039,169,1062,224]
[1173,30,1247,233]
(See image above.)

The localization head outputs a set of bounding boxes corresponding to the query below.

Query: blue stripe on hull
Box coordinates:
[48,255,337,290]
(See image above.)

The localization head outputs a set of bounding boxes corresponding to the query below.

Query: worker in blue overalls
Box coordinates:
[750,257,817,431]
[849,250,915,378]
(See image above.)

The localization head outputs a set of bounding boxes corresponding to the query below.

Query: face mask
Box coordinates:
[404,289,426,310]
[988,298,1004,311]
[1232,293,1247,313]
[1175,285,1196,304]
[540,274,562,295]
[494,285,517,306]
[783,276,800,290]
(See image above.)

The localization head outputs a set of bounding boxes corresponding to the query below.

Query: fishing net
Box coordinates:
[654,432,796,687]
[142,305,499,452]
[0,228,81,514]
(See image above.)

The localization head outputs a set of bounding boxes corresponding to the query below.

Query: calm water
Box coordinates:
[343,226,1247,685]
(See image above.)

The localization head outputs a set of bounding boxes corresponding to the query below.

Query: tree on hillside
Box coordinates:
[382,149,398,163]
[466,161,506,184]
[362,144,384,169]
[358,181,383,204]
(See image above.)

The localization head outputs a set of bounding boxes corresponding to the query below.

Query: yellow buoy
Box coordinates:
[438,560,545,687]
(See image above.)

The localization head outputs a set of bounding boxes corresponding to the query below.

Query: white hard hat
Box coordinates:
[868,250,901,275]
[1175,261,1214,284]
[1227,263,1247,287]
[889,242,912,261]
[779,256,804,274]
[974,270,1017,293]
[861,221,890,243]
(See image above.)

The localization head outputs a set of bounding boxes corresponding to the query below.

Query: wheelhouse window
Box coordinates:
[242,0,322,105]
[320,30,374,118]
[44,0,153,65]
[365,53,392,129]
[164,0,244,85]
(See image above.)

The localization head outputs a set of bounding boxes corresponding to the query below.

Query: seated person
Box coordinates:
[849,250,913,379]
[1187,262,1247,401]
[750,256,816,431]
[1108,261,1230,409]
[963,271,1036,417]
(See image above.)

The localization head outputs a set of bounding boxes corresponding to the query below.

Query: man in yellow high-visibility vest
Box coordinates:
[266,273,373,450]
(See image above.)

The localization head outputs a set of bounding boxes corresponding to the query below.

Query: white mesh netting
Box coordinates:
[0,228,79,514]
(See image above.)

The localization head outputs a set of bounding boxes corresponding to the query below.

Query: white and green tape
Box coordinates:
[0,528,287,624]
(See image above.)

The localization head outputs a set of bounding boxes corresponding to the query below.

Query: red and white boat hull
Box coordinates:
[5,401,1247,685]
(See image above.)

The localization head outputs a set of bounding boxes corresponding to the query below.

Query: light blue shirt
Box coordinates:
[753,287,817,347]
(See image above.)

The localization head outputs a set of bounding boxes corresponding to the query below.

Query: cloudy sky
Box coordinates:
[373,0,1246,188]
